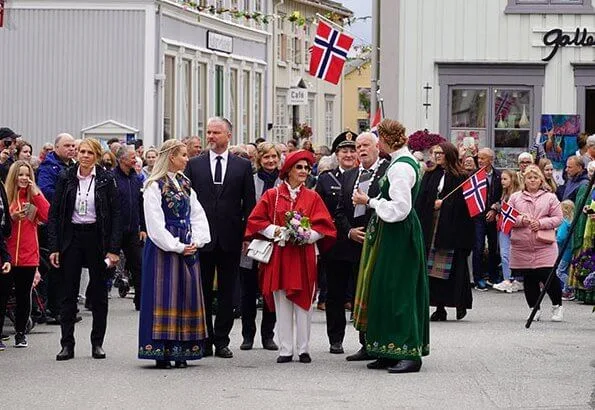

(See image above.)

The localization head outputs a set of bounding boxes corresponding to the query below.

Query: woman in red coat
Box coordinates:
[245,150,336,364]
[2,160,50,348]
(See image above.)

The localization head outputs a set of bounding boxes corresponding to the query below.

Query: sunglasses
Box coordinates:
[294,164,311,171]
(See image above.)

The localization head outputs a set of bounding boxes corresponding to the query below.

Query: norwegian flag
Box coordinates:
[497,201,520,235]
[462,168,488,217]
[370,109,382,128]
[308,21,354,85]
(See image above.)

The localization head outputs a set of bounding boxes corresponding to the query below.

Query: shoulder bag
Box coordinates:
[247,188,279,264]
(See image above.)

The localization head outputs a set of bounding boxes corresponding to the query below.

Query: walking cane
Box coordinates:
[526,169,595,328]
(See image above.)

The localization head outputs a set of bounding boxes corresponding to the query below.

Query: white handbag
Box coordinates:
[247,188,279,264]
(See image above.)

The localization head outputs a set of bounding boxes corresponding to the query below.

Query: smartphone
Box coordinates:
[22,203,31,214]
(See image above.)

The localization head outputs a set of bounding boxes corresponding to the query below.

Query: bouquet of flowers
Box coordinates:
[284,210,311,246]
[571,248,595,282]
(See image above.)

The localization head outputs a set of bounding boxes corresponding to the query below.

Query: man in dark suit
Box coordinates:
[327,132,389,359]
[185,117,256,358]
[473,148,502,290]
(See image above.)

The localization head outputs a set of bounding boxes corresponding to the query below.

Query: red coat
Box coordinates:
[7,189,50,266]
[245,183,336,311]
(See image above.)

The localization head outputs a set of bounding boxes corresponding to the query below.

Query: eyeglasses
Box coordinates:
[433,151,444,156]
[519,160,533,165]
[294,164,311,171]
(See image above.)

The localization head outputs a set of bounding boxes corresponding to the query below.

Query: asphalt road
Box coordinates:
[1,289,594,409]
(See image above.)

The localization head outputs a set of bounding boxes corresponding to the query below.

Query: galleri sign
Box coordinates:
[542,28,595,62]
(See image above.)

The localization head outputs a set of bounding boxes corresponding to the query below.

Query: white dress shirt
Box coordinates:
[369,146,417,223]
[72,166,97,224]
[209,149,229,184]
[143,173,211,254]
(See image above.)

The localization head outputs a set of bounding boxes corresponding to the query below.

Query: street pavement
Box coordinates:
[1,289,594,409]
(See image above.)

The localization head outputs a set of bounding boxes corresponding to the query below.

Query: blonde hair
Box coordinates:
[501,169,521,201]
[523,164,547,190]
[5,160,38,205]
[144,139,186,188]
[377,119,407,150]
[79,138,103,164]
[560,199,574,221]
[255,142,281,171]
[538,158,557,193]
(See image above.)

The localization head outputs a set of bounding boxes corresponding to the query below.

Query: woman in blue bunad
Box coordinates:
[138,140,211,369]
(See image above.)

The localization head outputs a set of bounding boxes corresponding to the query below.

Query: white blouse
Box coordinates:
[143,174,211,253]
[368,146,417,223]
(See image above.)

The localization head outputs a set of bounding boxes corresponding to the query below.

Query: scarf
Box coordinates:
[257,169,279,194]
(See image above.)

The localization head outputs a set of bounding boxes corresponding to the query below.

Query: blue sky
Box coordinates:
[339,0,372,46]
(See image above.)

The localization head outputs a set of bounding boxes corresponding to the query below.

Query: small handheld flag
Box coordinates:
[308,20,354,85]
[462,168,488,217]
[497,201,520,235]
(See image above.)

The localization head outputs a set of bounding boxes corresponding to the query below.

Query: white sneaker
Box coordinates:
[493,281,513,293]
[510,281,524,292]
[528,308,541,321]
[551,305,564,322]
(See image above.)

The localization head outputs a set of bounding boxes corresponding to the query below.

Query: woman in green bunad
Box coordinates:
[352,119,430,374]
[568,161,595,304]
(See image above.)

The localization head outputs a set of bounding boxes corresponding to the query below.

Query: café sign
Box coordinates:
[207,31,233,54]
[542,28,595,62]
[287,88,308,105]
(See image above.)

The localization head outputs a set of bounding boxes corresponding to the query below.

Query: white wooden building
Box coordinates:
[379,0,595,168]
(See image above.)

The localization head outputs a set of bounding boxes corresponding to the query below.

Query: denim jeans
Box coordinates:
[556,259,570,292]
[498,231,511,281]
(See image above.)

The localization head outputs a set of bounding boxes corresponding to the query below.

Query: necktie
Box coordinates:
[214,156,223,184]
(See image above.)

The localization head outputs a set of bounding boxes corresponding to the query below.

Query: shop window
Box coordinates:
[163,55,175,140]
[215,65,224,117]
[196,63,206,138]
[275,90,288,141]
[505,0,594,13]
[306,95,315,127]
[325,97,335,146]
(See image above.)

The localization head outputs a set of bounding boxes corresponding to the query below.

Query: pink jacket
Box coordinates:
[508,189,562,269]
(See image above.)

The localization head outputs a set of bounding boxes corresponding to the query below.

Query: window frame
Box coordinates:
[504,0,595,14]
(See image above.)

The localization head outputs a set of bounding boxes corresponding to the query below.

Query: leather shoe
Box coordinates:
[366,358,393,369]
[346,347,373,361]
[174,360,188,368]
[276,355,292,363]
[240,339,254,350]
[262,339,278,351]
[329,342,344,354]
[387,359,422,374]
[56,346,74,361]
[46,315,60,325]
[298,353,312,363]
[456,307,467,320]
[92,345,106,359]
[215,346,233,358]
[155,360,172,369]
[430,309,447,321]
[203,346,213,357]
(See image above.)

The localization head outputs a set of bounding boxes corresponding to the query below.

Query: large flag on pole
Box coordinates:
[462,168,488,217]
[370,109,382,128]
[309,20,354,85]
[497,201,520,235]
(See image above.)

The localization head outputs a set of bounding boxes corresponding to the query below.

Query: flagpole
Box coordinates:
[315,13,381,51]
[439,167,487,202]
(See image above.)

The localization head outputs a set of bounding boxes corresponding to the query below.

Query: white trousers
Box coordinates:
[273,290,313,356]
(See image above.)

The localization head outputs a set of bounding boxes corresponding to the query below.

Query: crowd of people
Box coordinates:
[0,119,592,374]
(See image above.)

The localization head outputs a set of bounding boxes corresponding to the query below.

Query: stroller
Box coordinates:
[111,251,131,298]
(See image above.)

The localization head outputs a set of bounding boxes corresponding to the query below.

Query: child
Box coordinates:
[557,200,574,300]
[493,170,523,293]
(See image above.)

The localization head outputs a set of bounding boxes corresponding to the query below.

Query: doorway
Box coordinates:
[585,89,595,135]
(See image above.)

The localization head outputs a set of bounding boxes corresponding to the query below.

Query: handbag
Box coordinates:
[536,229,555,244]
[247,188,280,264]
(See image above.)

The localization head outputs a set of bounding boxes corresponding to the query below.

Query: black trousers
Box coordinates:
[512,267,562,308]
[0,266,36,334]
[239,264,275,342]
[60,227,108,348]
[473,219,500,283]
[38,226,61,318]
[325,259,359,345]
[199,243,241,349]
[120,230,142,308]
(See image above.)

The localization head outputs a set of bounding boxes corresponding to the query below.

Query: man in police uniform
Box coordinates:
[325,131,389,359]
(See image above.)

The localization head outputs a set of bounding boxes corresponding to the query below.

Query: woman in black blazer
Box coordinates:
[48,138,121,361]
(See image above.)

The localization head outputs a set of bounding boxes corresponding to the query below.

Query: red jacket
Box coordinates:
[7,189,50,266]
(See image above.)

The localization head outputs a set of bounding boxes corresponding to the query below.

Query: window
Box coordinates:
[229,68,238,139]
[163,55,175,140]
[357,119,369,134]
[275,90,288,141]
[305,39,311,66]
[179,59,192,138]
[254,0,262,12]
[505,0,594,13]
[215,65,224,116]
[287,35,294,65]
[196,63,206,138]
[277,34,287,62]
[305,94,315,127]
[242,70,251,142]
[325,97,334,146]
[254,72,262,139]
[358,87,371,112]
[293,37,302,65]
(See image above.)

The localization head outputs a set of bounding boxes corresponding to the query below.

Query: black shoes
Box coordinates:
[298,353,312,363]
[430,308,447,321]
[56,346,74,361]
[92,345,106,359]
[215,346,233,358]
[366,358,393,370]
[346,347,373,361]
[329,343,344,354]
[240,339,254,351]
[456,307,467,320]
[203,346,213,357]
[387,360,422,374]
[174,360,188,368]
[277,355,292,363]
[156,360,172,369]
[262,339,278,351]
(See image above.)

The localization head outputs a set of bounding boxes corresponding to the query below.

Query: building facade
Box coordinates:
[379,0,595,168]
[0,0,270,149]
[342,55,371,134]
[271,0,351,148]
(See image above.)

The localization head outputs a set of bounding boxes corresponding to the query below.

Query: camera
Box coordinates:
[3,139,12,148]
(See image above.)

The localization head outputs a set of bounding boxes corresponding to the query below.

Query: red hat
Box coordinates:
[280,149,315,180]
